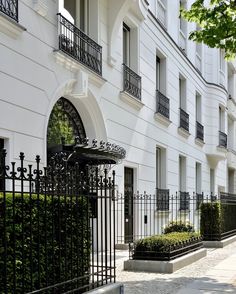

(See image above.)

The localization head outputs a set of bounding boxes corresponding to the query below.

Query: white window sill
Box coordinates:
[178,127,191,138]
[120,91,144,111]
[0,11,26,38]
[154,112,172,127]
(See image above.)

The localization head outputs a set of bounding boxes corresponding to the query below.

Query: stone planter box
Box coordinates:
[124,248,207,273]
[203,235,236,248]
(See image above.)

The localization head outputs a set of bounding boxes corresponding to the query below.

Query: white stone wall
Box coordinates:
[0,0,235,197]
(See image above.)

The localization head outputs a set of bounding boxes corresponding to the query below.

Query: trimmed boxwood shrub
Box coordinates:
[201,201,236,240]
[200,202,222,240]
[133,232,200,256]
[0,193,90,293]
[164,221,194,234]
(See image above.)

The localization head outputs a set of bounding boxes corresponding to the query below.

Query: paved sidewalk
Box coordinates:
[116,241,236,293]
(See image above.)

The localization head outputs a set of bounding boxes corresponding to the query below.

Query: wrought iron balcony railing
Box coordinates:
[196,121,204,141]
[219,130,227,148]
[57,13,102,75]
[123,64,141,100]
[0,0,18,21]
[179,108,189,132]
[156,188,169,211]
[179,191,190,210]
[156,90,170,119]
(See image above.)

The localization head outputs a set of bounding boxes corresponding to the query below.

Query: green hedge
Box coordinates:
[133,232,200,253]
[200,201,236,240]
[0,193,90,293]
[164,221,194,234]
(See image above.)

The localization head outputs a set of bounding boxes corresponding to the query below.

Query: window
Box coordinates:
[156,56,160,91]
[219,49,225,86]
[219,106,225,132]
[156,147,169,210]
[156,0,167,27]
[196,93,204,141]
[195,26,202,72]
[0,139,4,191]
[196,162,202,209]
[123,23,130,66]
[179,156,189,210]
[179,0,187,52]
[179,76,189,132]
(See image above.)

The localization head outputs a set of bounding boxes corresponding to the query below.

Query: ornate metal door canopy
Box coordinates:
[48,137,126,165]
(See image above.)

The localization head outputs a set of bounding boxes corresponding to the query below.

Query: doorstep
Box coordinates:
[123,248,207,274]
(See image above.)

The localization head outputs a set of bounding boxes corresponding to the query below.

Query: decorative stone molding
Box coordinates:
[33,0,48,17]
[53,50,106,88]
[120,91,144,110]
[154,112,172,127]
[0,12,26,38]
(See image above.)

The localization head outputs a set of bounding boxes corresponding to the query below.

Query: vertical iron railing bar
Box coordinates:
[90,170,95,289]
[108,176,112,283]
[12,161,16,292]
[100,173,104,286]
[35,155,41,290]
[104,169,108,284]
[85,165,90,293]
[64,167,68,292]
[28,165,33,292]
[112,170,116,283]
[95,167,99,286]
[43,167,49,290]
[19,152,25,292]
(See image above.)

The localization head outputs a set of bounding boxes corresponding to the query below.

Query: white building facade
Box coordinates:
[0,0,236,201]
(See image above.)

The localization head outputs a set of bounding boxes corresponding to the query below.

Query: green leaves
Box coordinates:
[181,0,236,59]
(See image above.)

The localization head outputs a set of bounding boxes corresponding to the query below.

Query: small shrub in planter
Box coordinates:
[132,232,202,261]
[164,221,194,234]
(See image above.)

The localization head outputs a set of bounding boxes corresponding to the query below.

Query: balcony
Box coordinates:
[179,108,189,132]
[123,64,141,100]
[156,188,169,211]
[219,131,227,148]
[57,13,102,76]
[227,95,236,120]
[0,0,18,21]
[179,191,190,211]
[156,90,170,119]
[196,121,204,142]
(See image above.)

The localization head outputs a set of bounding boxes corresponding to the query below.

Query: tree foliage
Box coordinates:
[181,0,236,59]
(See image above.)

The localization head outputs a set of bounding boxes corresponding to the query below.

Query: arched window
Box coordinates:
[47,98,86,148]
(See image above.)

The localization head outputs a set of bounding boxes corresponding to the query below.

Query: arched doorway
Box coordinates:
[47,97,86,157]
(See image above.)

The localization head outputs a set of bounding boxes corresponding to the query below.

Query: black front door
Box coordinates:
[124,167,134,243]
[0,139,4,191]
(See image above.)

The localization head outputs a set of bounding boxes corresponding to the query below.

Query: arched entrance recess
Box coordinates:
[47,97,86,156]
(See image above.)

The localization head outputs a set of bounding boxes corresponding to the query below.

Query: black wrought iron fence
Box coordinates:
[0,0,18,21]
[115,192,217,245]
[57,13,102,75]
[123,64,142,100]
[0,150,116,293]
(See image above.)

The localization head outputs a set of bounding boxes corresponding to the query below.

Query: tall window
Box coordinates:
[219,106,225,132]
[179,76,186,110]
[156,0,167,27]
[219,49,225,86]
[179,156,186,192]
[123,23,130,66]
[196,162,202,194]
[179,0,187,52]
[156,147,166,189]
[156,56,160,91]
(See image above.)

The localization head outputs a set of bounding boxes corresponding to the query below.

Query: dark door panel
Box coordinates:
[124,167,133,243]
